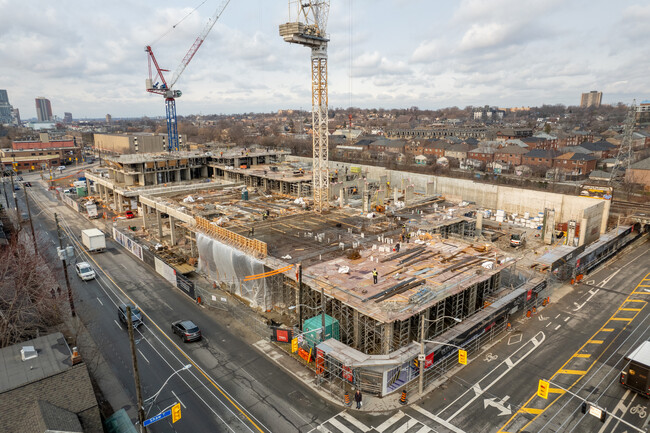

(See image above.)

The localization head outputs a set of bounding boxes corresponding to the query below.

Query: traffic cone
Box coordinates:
[399,390,407,405]
[344,392,351,406]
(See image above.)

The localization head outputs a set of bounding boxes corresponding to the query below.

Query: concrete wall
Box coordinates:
[289,156,608,237]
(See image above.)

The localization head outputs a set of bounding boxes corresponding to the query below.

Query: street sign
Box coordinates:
[458,349,467,365]
[171,402,181,423]
[297,334,303,344]
[143,409,171,427]
[537,379,549,399]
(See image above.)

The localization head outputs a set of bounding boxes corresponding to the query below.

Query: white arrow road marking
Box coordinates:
[538,314,548,321]
[573,288,599,311]
[483,395,512,416]
[441,332,545,422]
[413,406,467,433]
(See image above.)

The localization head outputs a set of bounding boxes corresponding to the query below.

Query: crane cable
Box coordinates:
[148,0,209,47]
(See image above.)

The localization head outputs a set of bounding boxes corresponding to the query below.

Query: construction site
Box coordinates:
[57,0,645,397]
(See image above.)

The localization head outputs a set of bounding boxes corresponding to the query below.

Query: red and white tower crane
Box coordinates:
[145,0,231,152]
[279,1,330,212]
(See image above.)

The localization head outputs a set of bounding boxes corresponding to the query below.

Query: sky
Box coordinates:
[1,0,649,119]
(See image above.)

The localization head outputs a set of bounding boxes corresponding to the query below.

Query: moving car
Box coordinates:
[171,320,202,342]
[75,262,96,280]
[118,303,143,328]
[23,182,32,187]
[125,210,135,219]
[57,166,66,171]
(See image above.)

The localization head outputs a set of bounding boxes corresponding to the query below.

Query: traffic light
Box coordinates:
[537,379,549,399]
[458,350,467,365]
[171,402,181,423]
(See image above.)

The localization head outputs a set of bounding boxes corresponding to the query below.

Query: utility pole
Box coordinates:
[419,315,425,395]
[297,263,303,330]
[54,213,76,317]
[321,281,326,340]
[24,187,38,254]
[9,172,18,219]
[2,176,8,208]
[127,306,147,433]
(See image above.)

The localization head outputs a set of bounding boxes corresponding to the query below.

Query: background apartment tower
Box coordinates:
[0,90,13,124]
[35,97,53,122]
[580,90,603,108]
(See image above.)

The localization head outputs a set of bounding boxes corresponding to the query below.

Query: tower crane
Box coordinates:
[145,0,231,152]
[279,1,330,212]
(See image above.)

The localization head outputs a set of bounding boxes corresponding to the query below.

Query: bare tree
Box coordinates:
[0,237,63,348]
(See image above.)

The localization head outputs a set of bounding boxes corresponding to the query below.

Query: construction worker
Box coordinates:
[372,268,378,284]
[395,242,400,252]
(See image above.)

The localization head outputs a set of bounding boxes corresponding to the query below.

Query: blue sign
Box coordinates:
[143,409,172,427]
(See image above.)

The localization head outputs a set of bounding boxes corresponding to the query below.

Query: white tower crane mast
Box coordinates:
[609,100,636,186]
[279,1,330,212]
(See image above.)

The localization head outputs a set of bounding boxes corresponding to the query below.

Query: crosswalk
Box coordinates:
[309,409,441,433]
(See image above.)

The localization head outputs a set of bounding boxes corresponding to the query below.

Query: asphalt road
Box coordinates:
[3,172,343,433]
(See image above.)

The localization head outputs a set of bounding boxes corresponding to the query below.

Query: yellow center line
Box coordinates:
[498,273,648,432]
[587,340,603,344]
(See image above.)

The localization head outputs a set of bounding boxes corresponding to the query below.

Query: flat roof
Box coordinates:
[0,332,71,393]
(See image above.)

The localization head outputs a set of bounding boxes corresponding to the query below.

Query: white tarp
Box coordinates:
[196,233,267,309]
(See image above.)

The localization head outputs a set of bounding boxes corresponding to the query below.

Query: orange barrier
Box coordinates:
[344,392,351,406]
[526,310,531,318]
[399,390,407,405]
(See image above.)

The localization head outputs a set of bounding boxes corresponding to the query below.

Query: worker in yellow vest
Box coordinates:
[372,268,378,284]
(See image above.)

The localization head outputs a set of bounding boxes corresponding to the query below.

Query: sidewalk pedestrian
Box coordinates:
[372,268,378,284]
[354,389,362,409]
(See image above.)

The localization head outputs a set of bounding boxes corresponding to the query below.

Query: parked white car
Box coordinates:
[75,262,96,281]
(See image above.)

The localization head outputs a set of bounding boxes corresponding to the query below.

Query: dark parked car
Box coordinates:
[23,182,32,187]
[118,303,143,328]
[171,320,202,342]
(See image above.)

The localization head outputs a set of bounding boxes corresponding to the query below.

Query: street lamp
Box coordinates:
[144,364,192,417]
[419,316,462,395]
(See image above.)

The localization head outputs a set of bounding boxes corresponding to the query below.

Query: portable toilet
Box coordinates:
[76,186,88,197]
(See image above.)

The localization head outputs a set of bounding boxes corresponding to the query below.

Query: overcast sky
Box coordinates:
[1,0,649,119]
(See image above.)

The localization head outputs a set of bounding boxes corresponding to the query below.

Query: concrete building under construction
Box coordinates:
[80,147,611,395]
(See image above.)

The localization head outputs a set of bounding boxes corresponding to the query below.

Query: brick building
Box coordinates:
[494,145,528,166]
[0,134,81,171]
[522,149,560,168]
[553,152,598,175]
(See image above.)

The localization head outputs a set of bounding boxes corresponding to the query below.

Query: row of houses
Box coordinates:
[335,135,647,176]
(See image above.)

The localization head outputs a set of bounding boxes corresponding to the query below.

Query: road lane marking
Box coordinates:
[375,411,405,432]
[558,369,587,375]
[554,325,561,330]
[498,272,649,433]
[620,308,642,312]
[574,354,591,358]
[555,314,561,319]
[339,412,371,432]
[137,349,150,364]
[521,408,543,414]
[610,317,633,321]
[97,297,103,306]
[546,322,551,328]
[172,390,185,409]
[564,317,570,322]
[602,328,614,332]
[442,332,545,422]
[328,417,356,433]
[588,340,603,344]
[114,319,121,329]
[413,406,467,433]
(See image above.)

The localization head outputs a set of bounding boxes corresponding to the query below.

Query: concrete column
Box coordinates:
[156,210,163,239]
[353,311,360,349]
[142,204,148,230]
[382,323,393,355]
[405,185,414,204]
[600,200,610,234]
[298,182,302,197]
[362,183,369,213]
[578,218,588,247]
[426,181,435,196]
[476,212,483,231]
[113,191,118,211]
[170,216,177,245]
